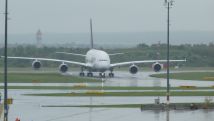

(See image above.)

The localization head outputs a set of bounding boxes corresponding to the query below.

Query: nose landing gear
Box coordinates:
[99,73,105,78]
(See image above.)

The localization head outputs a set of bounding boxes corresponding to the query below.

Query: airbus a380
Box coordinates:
[3,19,186,78]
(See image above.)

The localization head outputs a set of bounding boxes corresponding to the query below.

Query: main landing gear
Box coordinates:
[79,72,94,77]
[108,73,114,77]
[79,67,85,77]
[87,72,93,77]
[109,68,114,77]
[79,72,85,77]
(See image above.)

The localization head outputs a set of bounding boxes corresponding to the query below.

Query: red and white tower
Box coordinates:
[36,29,42,48]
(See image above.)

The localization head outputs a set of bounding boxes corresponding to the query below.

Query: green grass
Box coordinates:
[25,91,214,97]
[0,73,100,83]
[0,67,79,73]
[1,86,214,90]
[150,72,214,81]
[42,103,214,108]
[43,104,142,108]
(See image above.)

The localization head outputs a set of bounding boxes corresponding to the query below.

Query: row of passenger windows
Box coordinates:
[99,60,108,61]
[86,59,107,62]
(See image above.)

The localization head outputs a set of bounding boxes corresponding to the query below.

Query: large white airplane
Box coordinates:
[3,19,186,78]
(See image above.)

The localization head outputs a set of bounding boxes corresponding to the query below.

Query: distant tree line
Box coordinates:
[0,43,214,67]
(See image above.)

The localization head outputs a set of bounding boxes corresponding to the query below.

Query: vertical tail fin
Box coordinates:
[90,18,94,49]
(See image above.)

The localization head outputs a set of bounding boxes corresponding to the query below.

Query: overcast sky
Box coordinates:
[0,0,213,34]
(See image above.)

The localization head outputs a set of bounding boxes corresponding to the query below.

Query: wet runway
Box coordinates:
[104,71,214,87]
[2,71,214,121]
[5,89,214,121]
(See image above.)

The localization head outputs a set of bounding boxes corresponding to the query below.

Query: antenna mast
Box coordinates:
[164,0,174,105]
[4,0,9,120]
[90,19,94,49]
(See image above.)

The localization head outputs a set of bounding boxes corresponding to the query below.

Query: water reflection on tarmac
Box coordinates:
[104,71,214,87]
[6,90,214,121]
[2,71,214,121]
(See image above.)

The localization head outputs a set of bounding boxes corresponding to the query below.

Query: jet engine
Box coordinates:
[32,60,41,69]
[152,62,163,72]
[59,63,68,73]
[129,65,138,74]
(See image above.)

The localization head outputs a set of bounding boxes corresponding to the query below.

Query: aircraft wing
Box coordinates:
[108,53,124,56]
[56,52,86,57]
[110,59,186,67]
[1,56,90,67]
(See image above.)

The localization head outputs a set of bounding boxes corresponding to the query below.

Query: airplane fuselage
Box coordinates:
[85,49,110,72]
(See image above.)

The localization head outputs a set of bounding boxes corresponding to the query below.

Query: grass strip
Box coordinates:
[24,91,214,97]
[0,73,99,83]
[150,72,214,81]
[1,86,214,90]
[43,104,142,108]
[43,103,214,108]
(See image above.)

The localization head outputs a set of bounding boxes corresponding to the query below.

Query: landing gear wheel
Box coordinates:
[79,72,85,77]
[109,73,114,77]
[87,72,93,77]
[99,73,105,78]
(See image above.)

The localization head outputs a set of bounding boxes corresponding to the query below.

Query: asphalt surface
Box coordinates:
[1,70,214,121]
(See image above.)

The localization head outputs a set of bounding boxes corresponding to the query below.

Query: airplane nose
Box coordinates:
[100,62,109,68]
[96,62,110,70]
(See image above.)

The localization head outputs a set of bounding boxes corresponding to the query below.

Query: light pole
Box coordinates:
[164,0,174,105]
[4,0,9,121]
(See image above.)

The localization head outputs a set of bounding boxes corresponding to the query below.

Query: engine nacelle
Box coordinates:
[129,65,138,74]
[152,62,163,72]
[32,60,41,69]
[59,64,68,73]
